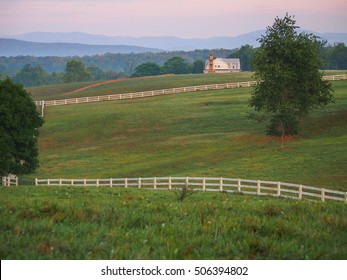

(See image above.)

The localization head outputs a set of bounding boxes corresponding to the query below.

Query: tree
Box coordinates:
[14,64,48,87]
[87,65,106,81]
[0,78,43,176]
[161,57,190,74]
[132,62,161,77]
[64,60,90,83]
[249,14,334,146]
[330,43,347,70]
[191,60,204,74]
[230,45,257,71]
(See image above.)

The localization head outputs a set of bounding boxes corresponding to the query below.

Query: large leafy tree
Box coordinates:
[161,57,191,74]
[230,44,257,71]
[14,64,48,87]
[132,62,161,77]
[0,78,43,176]
[64,60,90,83]
[250,14,334,146]
[191,60,204,74]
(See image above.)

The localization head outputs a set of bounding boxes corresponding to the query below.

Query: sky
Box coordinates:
[1,0,346,38]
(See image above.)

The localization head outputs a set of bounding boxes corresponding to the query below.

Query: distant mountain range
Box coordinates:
[0,38,162,57]
[1,31,347,56]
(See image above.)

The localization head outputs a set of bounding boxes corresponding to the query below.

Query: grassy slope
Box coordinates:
[27,72,252,100]
[0,186,346,260]
[32,80,347,191]
[27,70,346,101]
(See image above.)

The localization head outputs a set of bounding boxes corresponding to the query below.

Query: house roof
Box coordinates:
[215,58,240,64]
[204,57,240,69]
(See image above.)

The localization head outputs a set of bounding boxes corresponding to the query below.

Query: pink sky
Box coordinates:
[1,0,346,37]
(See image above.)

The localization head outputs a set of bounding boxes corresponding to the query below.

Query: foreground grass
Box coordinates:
[0,186,345,260]
[31,80,347,191]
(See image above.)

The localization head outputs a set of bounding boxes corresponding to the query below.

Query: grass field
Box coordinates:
[27,70,347,101]
[29,80,347,191]
[27,72,254,100]
[0,186,346,260]
[2,73,346,260]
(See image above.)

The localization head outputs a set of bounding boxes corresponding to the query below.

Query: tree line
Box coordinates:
[228,42,347,72]
[0,49,232,84]
[7,57,205,87]
[0,43,346,87]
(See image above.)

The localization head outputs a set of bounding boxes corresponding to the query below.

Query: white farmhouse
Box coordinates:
[204,54,241,73]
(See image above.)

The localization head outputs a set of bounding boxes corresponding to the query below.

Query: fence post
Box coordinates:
[237,179,241,193]
[35,178,38,186]
[220,177,223,192]
[83,179,86,187]
[125,178,128,188]
[169,177,172,191]
[96,179,99,187]
[321,188,325,202]
[154,177,157,189]
[257,180,261,195]
[110,178,113,188]
[203,177,206,192]
[345,193,347,204]
[41,100,45,117]
[185,177,189,187]
[15,177,18,186]
[138,178,141,189]
[277,182,281,197]
[48,179,51,186]
[299,185,303,200]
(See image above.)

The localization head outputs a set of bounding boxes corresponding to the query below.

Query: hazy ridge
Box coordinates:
[1,30,346,56]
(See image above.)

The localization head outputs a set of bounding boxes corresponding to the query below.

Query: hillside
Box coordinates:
[1,186,345,259]
[30,77,347,191]
[27,71,346,101]
[0,38,163,57]
[7,31,347,51]
[28,72,254,100]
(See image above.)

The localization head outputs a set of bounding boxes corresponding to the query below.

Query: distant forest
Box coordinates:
[0,49,232,76]
[0,43,346,86]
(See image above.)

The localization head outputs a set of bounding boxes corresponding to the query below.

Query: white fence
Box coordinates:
[322,74,347,81]
[35,81,257,107]
[34,74,347,109]
[35,177,347,203]
[2,175,18,187]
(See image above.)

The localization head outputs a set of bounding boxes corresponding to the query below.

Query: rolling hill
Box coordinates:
[0,38,163,57]
[6,30,347,51]
[26,74,347,191]
[2,74,346,261]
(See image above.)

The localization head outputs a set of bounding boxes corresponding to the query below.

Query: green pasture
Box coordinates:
[2,74,347,260]
[27,70,346,101]
[0,186,345,260]
[29,80,347,191]
[27,72,253,100]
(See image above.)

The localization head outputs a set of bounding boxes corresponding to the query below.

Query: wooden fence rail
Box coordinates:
[2,176,18,187]
[34,176,347,203]
[34,74,346,109]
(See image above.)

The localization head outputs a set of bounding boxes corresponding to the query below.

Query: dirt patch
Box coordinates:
[232,134,275,145]
[304,111,347,136]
